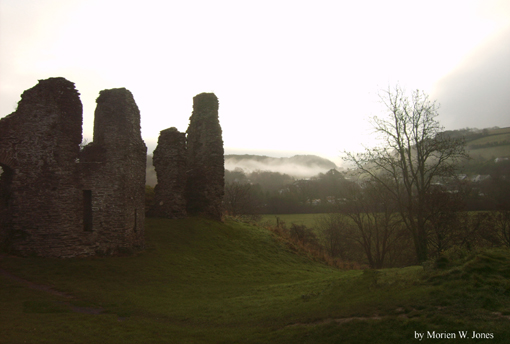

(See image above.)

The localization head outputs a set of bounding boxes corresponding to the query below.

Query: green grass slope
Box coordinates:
[1,218,510,343]
[465,127,510,160]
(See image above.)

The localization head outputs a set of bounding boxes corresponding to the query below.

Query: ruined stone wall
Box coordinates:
[0,77,225,257]
[185,93,224,220]
[80,88,146,253]
[148,127,187,218]
[0,78,146,257]
[0,78,85,256]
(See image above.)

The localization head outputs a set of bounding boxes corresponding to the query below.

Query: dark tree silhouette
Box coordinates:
[345,86,468,263]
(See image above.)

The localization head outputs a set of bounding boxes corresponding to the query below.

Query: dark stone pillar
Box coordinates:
[81,88,147,253]
[185,93,224,220]
[149,127,187,218]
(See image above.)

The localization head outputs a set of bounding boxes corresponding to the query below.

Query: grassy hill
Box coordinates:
[464,127,510,160]
[1,218,510,343]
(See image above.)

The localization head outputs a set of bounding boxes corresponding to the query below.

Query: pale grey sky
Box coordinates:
[1,0,509,166]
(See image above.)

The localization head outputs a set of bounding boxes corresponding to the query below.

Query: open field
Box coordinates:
[468,145,510,160]
[487,127,510,136]
[1,218,510,343]
[468,133,510,147]
[464,127,510,159]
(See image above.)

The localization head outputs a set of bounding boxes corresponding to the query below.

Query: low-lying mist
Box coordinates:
[225,155,338,178]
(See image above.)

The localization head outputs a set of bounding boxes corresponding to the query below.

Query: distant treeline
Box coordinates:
[468,140,510,150]
[223,161,510,215]
[442,127,492,141]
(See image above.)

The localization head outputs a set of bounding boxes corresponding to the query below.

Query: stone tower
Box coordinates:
[185,93,224,220]
[80,88,147,253]
[148,127,187,218]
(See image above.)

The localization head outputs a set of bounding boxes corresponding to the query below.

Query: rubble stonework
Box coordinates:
[185,93,224,220]
[148,127,187,218]
[0,78,146,257]
[80,88,146,253]
[0,78,225,257]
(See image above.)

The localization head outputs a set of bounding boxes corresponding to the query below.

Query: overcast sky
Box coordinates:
[1,0,509,166]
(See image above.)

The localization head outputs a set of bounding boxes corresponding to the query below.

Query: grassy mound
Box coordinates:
[1,218,510,343]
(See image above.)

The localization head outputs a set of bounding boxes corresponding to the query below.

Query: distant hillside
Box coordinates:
[443,127,510,160]
[225,154,337,178]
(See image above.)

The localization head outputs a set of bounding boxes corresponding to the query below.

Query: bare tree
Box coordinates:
[345,86,468,263]
[495,211,510,247]
[343,178,406,268]
[315,213,352,260]
[478,211,510,248]
[424,183,467,256]
[224,181,260,218]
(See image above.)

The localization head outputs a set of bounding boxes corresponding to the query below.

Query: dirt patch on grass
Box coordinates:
[0,267,104,315]
[286,307,416,328]
[492,312,510,321]
[286,315,385,328]
[0,267,74,298]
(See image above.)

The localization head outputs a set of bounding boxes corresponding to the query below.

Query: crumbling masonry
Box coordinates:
[0,78,224,258]
[148,127,188,219]
[185,93,224,220]
[0,78,146,257]
[149,93,224,221]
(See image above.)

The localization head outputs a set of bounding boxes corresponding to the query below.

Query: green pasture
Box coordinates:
[1,217,510,343]
[487,127,510,136]
[468,145,510,160]
[468,133,510,146]
[461,127,510,159]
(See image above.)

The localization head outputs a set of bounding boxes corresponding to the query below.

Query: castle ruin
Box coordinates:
[0,78,146,257]
[149,93,224,221]
[0,78,224,258]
